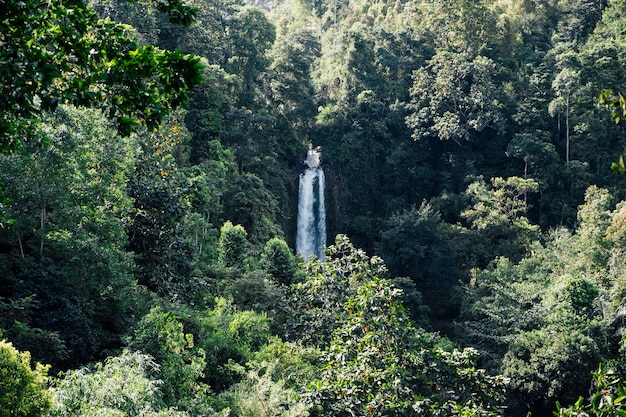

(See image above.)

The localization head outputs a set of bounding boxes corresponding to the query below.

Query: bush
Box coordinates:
[0,340,51,417]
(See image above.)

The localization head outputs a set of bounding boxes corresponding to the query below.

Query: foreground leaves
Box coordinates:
[0,0,202,152]
[291,236,507,416]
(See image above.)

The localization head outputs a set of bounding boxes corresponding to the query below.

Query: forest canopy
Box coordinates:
[5,0,626,416]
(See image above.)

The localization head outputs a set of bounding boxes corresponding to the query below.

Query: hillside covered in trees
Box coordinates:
[6,0,626,416]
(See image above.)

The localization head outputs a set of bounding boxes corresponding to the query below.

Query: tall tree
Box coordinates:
[548,43,581,163]
[225,7,276,106]
[407,51,507,146]
[0,106,138,368]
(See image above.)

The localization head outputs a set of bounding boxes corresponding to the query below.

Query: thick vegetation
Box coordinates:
[5,0,626,416]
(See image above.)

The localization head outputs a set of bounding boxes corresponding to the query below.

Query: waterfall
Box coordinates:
[296,149,326,260]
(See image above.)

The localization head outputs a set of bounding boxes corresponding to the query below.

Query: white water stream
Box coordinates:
[296,149,326,260]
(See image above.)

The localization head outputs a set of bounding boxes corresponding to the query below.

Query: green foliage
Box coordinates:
[0,300,68,368]
[605,203,626,313]
[2,264,93,369]
[225,270,288,331]
[285,235,391,347]
[594,0,626,126]
[185,64,238,163]
[247,338,323,391]
[194,298,271,392]
[455,187,625,415]
[0,105,139,367]
[502,326,602,413]
[390,277,431,329]
[223,370,308,417]
[50,351,166,417]
[266,23,318,132]
[224,6,276,105]
[0,0,202,151]
[261,237,300,285]
[295,236,506,416]
[125,112,238,299]
[377,202,458,320]
[548,42,581,163]
[0,340,51,417]
[414,0,500,54]
[576,186,614,271]
[567,277,600,315]
[220,343,312,417]
[599,88,626,175]
[5,0,626,415]
[600,90,626,126]
[127,306,209,411]
[461,176,540,264]
[407,51,507,145]
[506,130,560,183]
[555,363,626,417]
[124,300,271,402]
[222,173,283,246]
[223,270,288,334]
[0,181,13,230]
[200,339,318,415]
[218,221,249,269]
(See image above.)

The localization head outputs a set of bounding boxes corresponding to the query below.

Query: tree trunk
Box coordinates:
[40,207,45,258]
[566,94,570,163]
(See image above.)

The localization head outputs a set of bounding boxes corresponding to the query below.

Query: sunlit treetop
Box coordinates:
[0,0,203,153]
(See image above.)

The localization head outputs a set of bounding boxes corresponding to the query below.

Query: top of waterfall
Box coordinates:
[305,149,321,168]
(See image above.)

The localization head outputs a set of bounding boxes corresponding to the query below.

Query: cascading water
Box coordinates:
[296,149,326,260]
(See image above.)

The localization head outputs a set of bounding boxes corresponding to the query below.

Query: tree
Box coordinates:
[125,114,200,294]
[506,130,560,183]
[217,338,321,417]
[2,264,94,370]
[0,340,51,417]
[502,326,602,415]
[377,202,458,321]
[554,0,606,43]
[548,45,581,163]
[224,7,276,106]
[294,236,506,416]
[127,306,209,411]
[555,363,626,417]
[576,186,613,269]
[218,221,249,269]
[185,63,238,164]
[0,105,139,368]
[193,298,271,393]
[261,237,300,285]
[457,255,606,416]
[221,173,283,246]
[48,350,193,417]
[0,0,202,152]
[461,176,540,264]
[406,51,506,145]
[225,270,287,322]
[413,0,500,54]
[456,188,618,416]
[265,24,318,135]
[579,0,626,174]
[223,369,309,417]
[285,235,389,347]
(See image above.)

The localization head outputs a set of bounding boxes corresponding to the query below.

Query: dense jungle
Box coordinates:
[5,0,626,416]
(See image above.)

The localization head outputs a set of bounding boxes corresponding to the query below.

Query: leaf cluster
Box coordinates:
[0,0,202,151]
